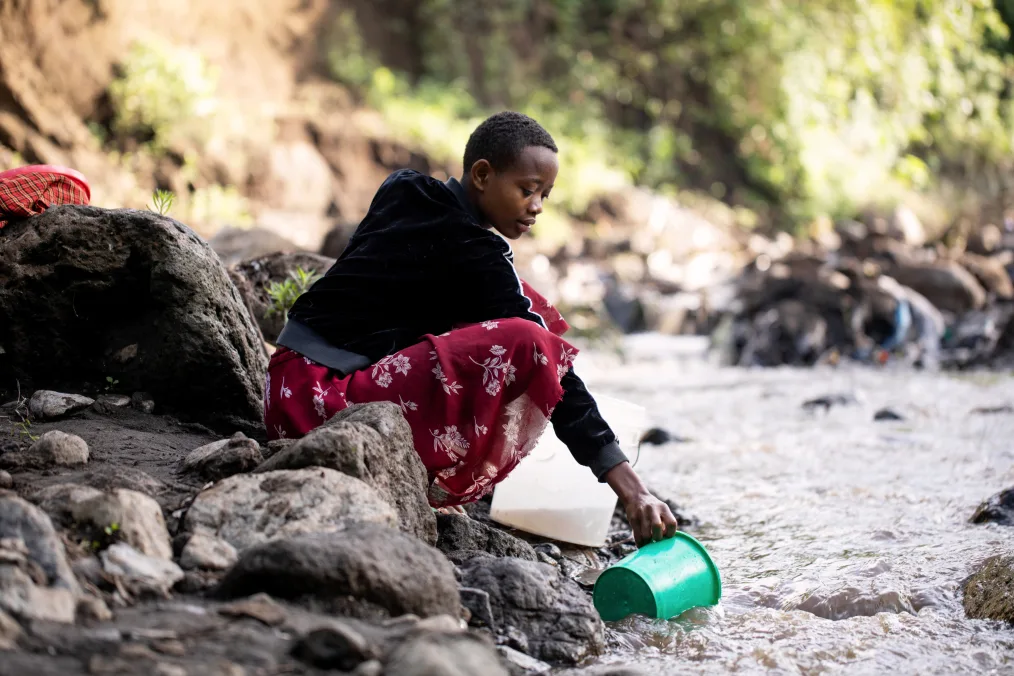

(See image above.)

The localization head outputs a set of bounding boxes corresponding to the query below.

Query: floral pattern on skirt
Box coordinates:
[264,316,578,507]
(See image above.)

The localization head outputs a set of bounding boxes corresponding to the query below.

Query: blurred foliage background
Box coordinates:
[324,0,1014,233]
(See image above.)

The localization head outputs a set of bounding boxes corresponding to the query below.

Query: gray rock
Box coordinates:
[209,226,302,267]
[0,608,22,650]
[460,557,605,665]
[291,625,377,670]
[31,483,104,527]
[228,252,336,343]
[0,496,78,591]
[182,468,398,552]
[95,393,132,409]
[384,632,509,676]
[963,556,1014,622]
[0,563,78,623]
[889,259,986,314]
[131,392,156,415]
[27,391,94,420]
[554,667,652,676]
[0,472,11,490]
[436,514,537,562]
[460,587,495,629]
[256,403,436,545]
[498,646,551,676]
[101,543,185,595]
[72,489,173,560]
[971,487,1014,527]
[213,525,460,620]
[182,433,263,481]
[180,533,238,571]
[29,431,89,466]
[0,206,268,431]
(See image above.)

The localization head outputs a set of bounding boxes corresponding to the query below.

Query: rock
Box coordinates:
[77,594,113,622]
[958,252,1014,300]
[72,489,173,561]
[802,393,859,412]
[971,487,1014,526]
[180,533,238,571]
[209,226,302,267]
[218,593,287,626]
[32,483,104,527]
[257,403,437,545]
[0,206,268,431]
[384,632,509,676]
[79,467,167,498]
[460,557,605,665]
[28,431,89,466]
[888,259,986,314]
[27,391,94,420]
[101,543,185,596]
[182,433,264,482]
[182,468,398,552]
[213,525,460,620]
[131,392,156,415]
[94,393,132,409]
[555,667,651,676]
[874,408,905,421]
[963,556,1014,622]
[263,438,294,460]
[498,646,552,675]
[353,660,384,676]
[291,625,377,670]
[0,472,11,490]
[460,587,495,629]
[534,543,562,561]
[228,252,335,343]
[0,608,22,650]
[639,428,689,445]
[0,564,78,623]
[436,514,537,562]
[0,496,78,591]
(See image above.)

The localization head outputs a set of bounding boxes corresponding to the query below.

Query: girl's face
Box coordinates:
[469,145,558,240]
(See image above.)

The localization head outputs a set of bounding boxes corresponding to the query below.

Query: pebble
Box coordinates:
[0,471,11,490]
[874,408,905,421]
[131,392,156,414]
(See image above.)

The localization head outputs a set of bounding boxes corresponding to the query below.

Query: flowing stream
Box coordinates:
[575,335,1014,675]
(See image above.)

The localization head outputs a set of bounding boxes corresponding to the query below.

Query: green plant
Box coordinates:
[2,382,37,442]
[104,376,120,392]
[149,189,176,216]
[86,522,121,552]
[266,267,322,320]
[108,39,218,153]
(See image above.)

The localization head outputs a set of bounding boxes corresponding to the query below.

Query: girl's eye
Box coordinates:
[521,188,534,197]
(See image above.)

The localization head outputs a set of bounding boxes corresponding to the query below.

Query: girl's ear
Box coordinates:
[469,159,493,193]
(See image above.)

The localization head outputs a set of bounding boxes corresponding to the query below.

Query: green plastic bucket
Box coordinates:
[593,532,722,622]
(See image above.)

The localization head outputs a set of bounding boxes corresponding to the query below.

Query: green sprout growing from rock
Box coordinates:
[149,189,176,216]
[266,267,322,321]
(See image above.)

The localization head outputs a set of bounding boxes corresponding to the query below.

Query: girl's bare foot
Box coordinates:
[435,505,468,516]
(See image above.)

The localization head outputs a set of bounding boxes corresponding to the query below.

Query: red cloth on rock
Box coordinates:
[0,165,91,229]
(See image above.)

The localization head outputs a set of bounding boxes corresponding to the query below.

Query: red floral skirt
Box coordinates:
[264,285,578,507]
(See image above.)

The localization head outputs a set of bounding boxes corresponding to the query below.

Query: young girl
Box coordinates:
[265,111,678,546]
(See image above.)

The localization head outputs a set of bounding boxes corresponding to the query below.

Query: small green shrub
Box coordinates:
[148,189,175,216]
[109,40,218,153]
[266,267,323,321]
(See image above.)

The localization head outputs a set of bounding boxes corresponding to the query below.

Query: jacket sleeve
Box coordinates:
[452,234,629,481]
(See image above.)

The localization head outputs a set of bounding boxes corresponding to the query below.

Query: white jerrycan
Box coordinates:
[489,392,648,547]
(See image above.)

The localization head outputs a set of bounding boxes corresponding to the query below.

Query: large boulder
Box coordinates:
[0,496,78,592]
[256,403,436,545]
[228,251,335,343]
[213,525,460,620]
[963,556,1014,622]
[181,468,398,552]
[0,206,267,430]
[459,557,605,665]
[208,226,302,267]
